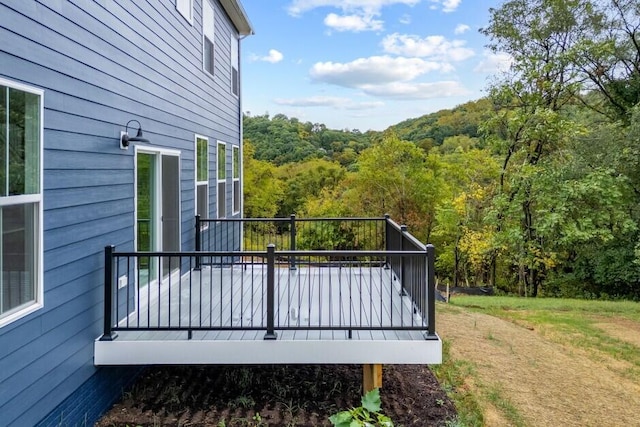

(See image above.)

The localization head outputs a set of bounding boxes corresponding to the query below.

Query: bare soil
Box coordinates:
[437,305,640,427]
[96,364,456,426]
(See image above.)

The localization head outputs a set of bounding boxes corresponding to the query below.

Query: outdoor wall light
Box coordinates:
[120,120,150,149]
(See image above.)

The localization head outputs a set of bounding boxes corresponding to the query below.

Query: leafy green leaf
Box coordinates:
[329,411,353,426]
[361,388,382,413]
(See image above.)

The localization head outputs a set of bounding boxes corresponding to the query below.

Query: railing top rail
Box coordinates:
[112,250,267,257]
[110,249,425,257]
[199,216,387,222]
[293,217,386,222]
[274,250,425,257]
[385,216,403,231]
[402,232,427,251]
[199,217,288,223]
[385,217,427,251]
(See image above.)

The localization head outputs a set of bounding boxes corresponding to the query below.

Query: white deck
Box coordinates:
[95,264,441,365]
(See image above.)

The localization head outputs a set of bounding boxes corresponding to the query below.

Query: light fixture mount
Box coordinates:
[120,119,150,149]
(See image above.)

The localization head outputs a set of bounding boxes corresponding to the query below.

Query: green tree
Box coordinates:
[276,158,346,216]
[242,140,283,218]
[482,0,592,296]
[346,133,446,240]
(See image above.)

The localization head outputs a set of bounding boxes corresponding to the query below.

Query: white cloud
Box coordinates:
[454,23,470,34]
[381,33,474,62]
[474,50,513,73]
[429,0,461,13]
[287,0,420,16]
[274,96,384,109]
[308,56,468,100]
[249,49,284,63]
[287,0,419,32]
[360,81,470,99]
[324,13,383,32]
[310,55,451,87]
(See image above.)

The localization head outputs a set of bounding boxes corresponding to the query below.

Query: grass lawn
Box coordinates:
[433,296,640,427]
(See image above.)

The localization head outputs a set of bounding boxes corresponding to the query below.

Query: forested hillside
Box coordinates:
[242,0,640,300]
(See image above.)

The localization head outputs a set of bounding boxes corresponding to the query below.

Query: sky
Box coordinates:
[239,0,511,131]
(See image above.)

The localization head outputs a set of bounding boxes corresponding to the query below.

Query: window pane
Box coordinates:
[203,0,214,39]
[197,183,208,218]
[0,86,6,196]
[196,137,208,182]
[176,0,192,20]
[218,182,225,218]
[204,37,214,75]
[2,203,37,315]
[232,67,238,96]
[8,88,40,196]
[233,146,239,178]
[218,144,226,180]
[233,180,240,213]
[136,153,155,252]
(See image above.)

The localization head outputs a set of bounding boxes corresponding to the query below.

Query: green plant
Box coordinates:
[328,388,393,427]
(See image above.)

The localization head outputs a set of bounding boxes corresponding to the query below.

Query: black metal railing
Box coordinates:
[195,215,387,253]
[101,246,436,341]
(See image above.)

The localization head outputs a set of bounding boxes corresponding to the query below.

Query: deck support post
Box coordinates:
[194,214,202,270]
[264,244,278,340]
[100,245,118,341]
[363,364,383,393]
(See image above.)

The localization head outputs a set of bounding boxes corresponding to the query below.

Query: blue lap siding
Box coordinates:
[0,0,247,425]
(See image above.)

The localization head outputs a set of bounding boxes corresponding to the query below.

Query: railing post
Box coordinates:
[384,214,390,269]
[426,244,436,336]
[400,225,408,296]
[194,214,201,270]
[289,214,297,270]
[100,245,118,341]
[264,244,278,340]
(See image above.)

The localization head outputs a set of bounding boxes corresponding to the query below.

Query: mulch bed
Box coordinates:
[96,364,456,426]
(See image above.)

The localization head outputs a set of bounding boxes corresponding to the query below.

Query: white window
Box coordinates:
[232,145,240,215]
[231,35,239,96]
[217,142,226,218]
[203,0,215,76]
[0,78,43,327]
[195,135,208,223]
[176,0,193,23]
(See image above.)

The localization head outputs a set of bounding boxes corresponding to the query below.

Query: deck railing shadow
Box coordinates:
[100,216,436,342]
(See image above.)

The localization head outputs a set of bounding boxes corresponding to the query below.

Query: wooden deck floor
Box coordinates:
[95,264,441,365]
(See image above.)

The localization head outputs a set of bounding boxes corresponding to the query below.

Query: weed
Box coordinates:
[329,388,393,427]
[229,395,255,409]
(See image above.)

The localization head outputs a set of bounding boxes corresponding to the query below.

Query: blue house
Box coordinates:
[0,0,253,425]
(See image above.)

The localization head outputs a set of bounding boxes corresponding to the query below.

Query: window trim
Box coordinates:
[202,0,215,77]
[217,141,226,219]
[194,135,209,223]
[176,0,193,24]
[0,77,44,328]
[232,145,240,215]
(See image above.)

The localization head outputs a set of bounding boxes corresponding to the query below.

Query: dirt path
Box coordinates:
[437,306,640,427]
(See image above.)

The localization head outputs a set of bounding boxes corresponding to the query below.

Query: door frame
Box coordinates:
[134,145,182,259]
